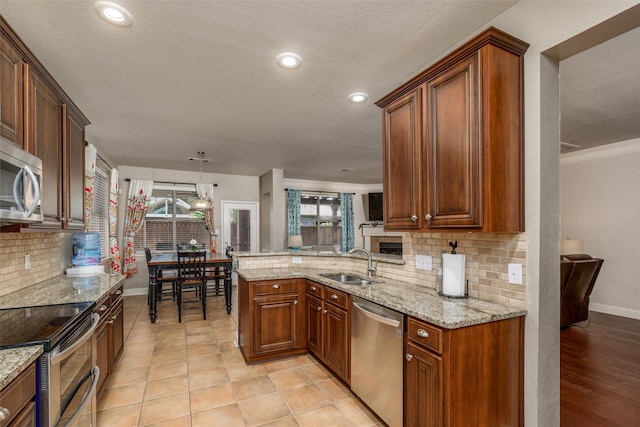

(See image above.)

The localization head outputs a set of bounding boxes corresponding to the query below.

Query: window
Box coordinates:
[300,193,341,247]
[134,184,210,252]
[88,166,110,259]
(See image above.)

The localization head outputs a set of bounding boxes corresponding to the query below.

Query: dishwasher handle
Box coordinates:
[352,300,401,327]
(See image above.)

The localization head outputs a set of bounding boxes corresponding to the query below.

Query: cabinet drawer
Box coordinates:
[324,288,349,310]
[253,280,298,296]
[111,284,124,304]
[407,317,443,354]
[0,363,36,424]
[95,293,111,317]
[305,281,324,298]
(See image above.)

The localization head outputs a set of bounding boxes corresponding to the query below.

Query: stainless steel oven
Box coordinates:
[0,302,99,427]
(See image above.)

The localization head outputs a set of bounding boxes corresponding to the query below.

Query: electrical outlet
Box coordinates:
[24,254,31,270]
[416,255,432,271]
[508,263,523,285]
[292,257,302,264]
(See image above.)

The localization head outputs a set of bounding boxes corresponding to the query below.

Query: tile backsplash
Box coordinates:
[0,232,63,298]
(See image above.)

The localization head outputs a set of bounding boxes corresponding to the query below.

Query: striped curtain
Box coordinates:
[122,179,153,277]
[286,189,302,236]
[340,192,355,252]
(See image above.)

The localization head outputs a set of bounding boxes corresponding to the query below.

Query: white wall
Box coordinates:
[561,139,640,319]
[118,165,260,293]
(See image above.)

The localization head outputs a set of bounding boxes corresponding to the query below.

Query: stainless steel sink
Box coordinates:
[319,273,378,286]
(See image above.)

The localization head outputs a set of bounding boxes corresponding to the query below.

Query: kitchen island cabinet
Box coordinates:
[95,283,124,399]
[377,27,529,232]
[237,277,306,363]
[305,280,350,384]
[405,316,523,426]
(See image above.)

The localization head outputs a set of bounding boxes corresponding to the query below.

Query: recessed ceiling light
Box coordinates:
[94,1,133,26]
[276,52,302,69]
[348,92,368,103]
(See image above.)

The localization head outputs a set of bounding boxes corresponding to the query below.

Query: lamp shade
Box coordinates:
[287,235,303,248]
[560,239,584,255]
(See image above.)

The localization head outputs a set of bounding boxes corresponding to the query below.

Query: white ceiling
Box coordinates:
[2,1,638,182]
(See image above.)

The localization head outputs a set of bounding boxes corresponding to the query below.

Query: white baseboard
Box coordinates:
[123,287,148,297]
[590,303,640,320]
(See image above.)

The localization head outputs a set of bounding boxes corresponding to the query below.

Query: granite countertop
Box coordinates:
[238,268,526,329]
[0,272,125,388]
[234,250,406,265]
[0,346,43,389]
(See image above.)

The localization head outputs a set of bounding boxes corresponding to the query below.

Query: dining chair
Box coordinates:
[144,248,177,302]
[176,249,207,323]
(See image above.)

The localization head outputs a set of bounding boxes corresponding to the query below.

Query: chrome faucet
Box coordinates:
[348,248,377,278]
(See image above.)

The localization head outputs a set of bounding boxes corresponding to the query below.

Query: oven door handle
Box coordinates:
[50,313,100,365]
[59,366,100,427]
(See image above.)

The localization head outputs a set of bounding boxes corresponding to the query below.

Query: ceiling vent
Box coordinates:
[339,168,355,172]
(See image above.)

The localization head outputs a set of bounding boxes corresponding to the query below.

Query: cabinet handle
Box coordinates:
[311,286,317,291]
[294,300,298,305]
[115,289,122,295]
[323,310,328,314]
[99,305,108,312]
[411,215,418,222]
[107,319,114,325]
[272,284,280,289]
[417,329,429,338]
[405,354,413,362]
[425,213,432,223]
[0,407,10,421]
[317,306,322,312]
[331,294,338,300]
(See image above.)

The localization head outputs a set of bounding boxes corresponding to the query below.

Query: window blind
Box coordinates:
[88,166,110,259]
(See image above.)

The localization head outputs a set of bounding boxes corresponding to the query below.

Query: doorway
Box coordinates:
[221,201,259,252]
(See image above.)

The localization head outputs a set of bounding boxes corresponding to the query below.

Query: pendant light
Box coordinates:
[189,151,212,211]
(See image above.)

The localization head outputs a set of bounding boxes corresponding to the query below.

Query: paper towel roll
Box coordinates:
[442,253,466,297]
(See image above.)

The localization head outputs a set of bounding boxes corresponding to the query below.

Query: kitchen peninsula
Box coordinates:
[235,250,526,426]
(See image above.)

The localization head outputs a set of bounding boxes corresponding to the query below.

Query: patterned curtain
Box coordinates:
[286,189,302,236]
[196,183,216,253]
[340,192,355,252]
[83,144,97,231]
[109,169,122,274]
[122,179,153,277]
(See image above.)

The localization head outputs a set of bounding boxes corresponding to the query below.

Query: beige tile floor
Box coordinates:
[97,285,385,427]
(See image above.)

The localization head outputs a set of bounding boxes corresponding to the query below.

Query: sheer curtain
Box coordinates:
[109,169,122,274]
[340,192,355,252]
[196,183,216,253]
[84,144,97,231]
[123,179,153,277]
[286,189,302,237]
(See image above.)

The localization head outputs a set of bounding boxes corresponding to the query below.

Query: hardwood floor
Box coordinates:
[560,311,640,427]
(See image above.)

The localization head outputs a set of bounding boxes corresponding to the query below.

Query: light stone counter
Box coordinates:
[0,345,43,389]
[237,268,526,329]
[0,272,125,388]
[234,250,405,265]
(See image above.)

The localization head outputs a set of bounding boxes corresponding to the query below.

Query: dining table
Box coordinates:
[146,252,233,323]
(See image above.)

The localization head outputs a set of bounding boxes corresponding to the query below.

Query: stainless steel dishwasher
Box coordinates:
[351,296,404,427]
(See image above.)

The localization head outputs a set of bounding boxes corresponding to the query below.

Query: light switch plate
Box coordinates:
[25,254,31,270]
[416,255,432,271]
[292,257,302,264]
[508,263,523,285]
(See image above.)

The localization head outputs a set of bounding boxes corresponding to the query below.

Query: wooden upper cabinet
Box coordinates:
[382,87,422,230]
[64,105,86,229]
[25,65,63,228]
[425,54,481,228]
[0,31,24,147]
[377,27,528,233]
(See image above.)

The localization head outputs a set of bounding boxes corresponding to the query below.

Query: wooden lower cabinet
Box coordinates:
[94,284,124,399]
[404,316,524,426]
[238,277,306,363]
[0,362,36,427]
[305,281,350,384]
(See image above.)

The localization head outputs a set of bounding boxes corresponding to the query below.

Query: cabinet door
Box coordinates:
[404,341,443,427]
[305,295,323,356]
[111,296,124,368]
[95,317,109,397]
[63,105,85,229]
[425,54,481,228]
[253,293,300,355]
[323,303,349,383]
[382,88,422,230]
[25,65,63,228]
[0,34,24,147]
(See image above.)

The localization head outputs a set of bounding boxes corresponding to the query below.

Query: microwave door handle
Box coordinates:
[50,314,100,365]
[12,167,26,212]
[21,166,40,217]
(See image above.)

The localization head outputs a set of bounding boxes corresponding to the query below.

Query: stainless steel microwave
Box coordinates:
[0,138,43,225]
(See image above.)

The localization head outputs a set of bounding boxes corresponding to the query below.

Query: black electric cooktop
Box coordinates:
[0,301,95,351]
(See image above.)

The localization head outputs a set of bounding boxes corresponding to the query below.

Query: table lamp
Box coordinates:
[287,235,303,251]
[560,238,584,255]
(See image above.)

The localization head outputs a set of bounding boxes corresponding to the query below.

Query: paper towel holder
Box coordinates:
[437,249,468,299]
